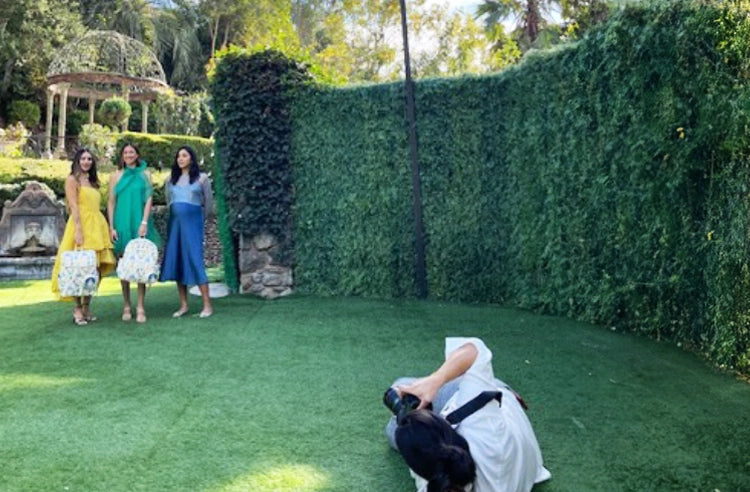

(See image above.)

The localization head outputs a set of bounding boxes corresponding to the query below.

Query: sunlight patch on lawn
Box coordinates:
[0,276,166,307]
[214,464,330,491]
[0,373,92,391]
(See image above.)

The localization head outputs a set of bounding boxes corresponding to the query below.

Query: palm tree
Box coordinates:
[477,0,560,51]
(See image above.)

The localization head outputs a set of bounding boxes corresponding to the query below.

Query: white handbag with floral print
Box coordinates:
[58,248,99,297]
[116,238,159,285]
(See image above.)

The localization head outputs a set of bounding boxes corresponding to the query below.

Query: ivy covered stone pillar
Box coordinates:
[210,50,311,296]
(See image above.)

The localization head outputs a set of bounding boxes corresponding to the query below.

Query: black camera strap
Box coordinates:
[445,390,503,425]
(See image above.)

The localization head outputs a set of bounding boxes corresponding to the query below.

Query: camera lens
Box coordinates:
[383,387,403,415]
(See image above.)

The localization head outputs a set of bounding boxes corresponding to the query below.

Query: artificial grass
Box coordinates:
[0,278,749,491]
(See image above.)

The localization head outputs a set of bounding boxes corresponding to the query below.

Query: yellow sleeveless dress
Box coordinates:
[51,185,116,300]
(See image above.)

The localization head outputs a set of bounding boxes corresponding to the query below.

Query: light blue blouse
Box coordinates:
[165,173,214,214]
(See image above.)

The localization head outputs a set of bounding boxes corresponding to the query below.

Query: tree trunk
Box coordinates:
[525,0,540,43]
[0,57,15,99]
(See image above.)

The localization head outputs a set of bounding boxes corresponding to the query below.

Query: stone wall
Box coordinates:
[238,233,292,299]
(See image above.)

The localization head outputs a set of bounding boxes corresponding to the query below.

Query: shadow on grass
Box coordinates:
[0,281,748,491]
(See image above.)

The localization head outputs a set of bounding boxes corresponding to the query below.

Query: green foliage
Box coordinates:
[0,0,83,114]
[211,48,312,278]
[0,157,88,215]
[289,0,750,372]
[211,137,239,293]
[65,109,88,136]
[79,123,118,163]
[0,123,30,158]
[97,97,132,129]
[291,83,416,297]
[113,132,214,175]
[154,92,207,136]
[8,100,40,128]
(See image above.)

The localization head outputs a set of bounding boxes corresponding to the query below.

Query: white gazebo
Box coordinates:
[45,30,169,157]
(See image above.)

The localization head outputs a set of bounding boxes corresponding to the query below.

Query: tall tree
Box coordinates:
[477,0,561,51]
[410,4,520,78]
[79,0,156,43]
[0,0,83,113]
[153,1,209,91]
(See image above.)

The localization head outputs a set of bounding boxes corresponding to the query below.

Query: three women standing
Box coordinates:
[107,143,161,323]
[159,146,214,318]
[51,148,117,324]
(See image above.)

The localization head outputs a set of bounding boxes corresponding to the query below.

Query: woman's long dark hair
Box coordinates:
[395,410,476,492]
[118,142,141,169]
[170,146,200,185]
[71,148,100,188]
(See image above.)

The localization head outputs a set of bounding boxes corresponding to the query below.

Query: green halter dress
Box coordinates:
[112,161,161,256]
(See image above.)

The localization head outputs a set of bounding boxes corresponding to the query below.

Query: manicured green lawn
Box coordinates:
[1,277,749,491]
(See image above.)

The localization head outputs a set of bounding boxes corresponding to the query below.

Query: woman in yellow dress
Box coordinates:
[51,148,116,325]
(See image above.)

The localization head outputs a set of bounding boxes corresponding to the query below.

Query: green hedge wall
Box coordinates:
[292,84,416,297]
[289,0,750,371]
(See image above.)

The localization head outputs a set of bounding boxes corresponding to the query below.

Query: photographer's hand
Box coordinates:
[399,342,479,411]
[398,376,442,410]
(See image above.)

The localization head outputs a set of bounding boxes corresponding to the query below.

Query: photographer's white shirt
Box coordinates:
[411,337,551,492]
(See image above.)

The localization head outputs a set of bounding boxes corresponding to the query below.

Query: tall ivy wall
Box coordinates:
[289,0,750,371]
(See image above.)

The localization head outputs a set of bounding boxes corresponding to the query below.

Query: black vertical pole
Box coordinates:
[399,0,427,298]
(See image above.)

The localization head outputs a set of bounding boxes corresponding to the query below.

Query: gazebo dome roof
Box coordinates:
[47,30,168,101]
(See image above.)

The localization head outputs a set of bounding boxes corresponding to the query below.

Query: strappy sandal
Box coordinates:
[136,308,147,324]
[82,302,97,323]
[73,305,88,326]
[122,306,132,322]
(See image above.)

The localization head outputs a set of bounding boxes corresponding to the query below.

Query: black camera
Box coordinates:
[383,387,423,424]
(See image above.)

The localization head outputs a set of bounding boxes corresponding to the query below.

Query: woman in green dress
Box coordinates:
[107,143,161,323]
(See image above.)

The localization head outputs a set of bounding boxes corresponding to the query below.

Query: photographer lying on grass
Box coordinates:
[384,338,551,492]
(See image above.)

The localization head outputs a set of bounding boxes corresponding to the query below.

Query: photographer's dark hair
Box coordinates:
[71,148,100,188]
[395,410,476,492]
[170,146,200,185]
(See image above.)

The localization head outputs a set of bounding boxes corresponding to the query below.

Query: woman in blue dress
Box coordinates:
[160,146,215,318]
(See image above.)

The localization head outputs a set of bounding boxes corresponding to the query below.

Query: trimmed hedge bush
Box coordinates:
[98,97,131,129]
[113,132,214,174]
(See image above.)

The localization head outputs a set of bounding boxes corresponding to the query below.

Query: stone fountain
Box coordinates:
[0,181,65,280]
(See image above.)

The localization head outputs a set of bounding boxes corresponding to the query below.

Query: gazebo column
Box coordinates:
[121,84,130,133]
[44,88,56,159]
[141,101,149,133]
[54,83,70,158]
[88,97,96,125]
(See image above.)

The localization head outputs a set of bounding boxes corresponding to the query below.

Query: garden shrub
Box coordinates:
[0,123,30,158]
[113,132,214,174]
[79,124,118,163]
[98,97,132,129]
[66,109,88,136]
[154,92,210,136]
[8,100,40,129]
